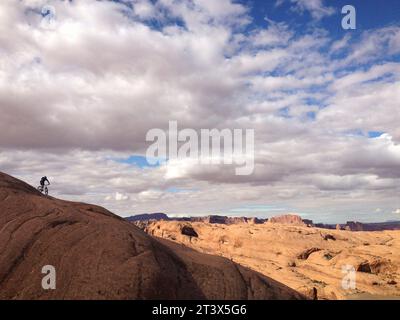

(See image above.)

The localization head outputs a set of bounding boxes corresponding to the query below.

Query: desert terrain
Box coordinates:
[137,219,400,300]
[1,170,399,300]
[0,171,303,300]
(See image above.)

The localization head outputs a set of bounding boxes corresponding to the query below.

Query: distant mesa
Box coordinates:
[125,212,170,222]
[127,213,309,227]
[316,220,400,232]
[268,214,314,227]
[188,215,266,225]
[127,214,266,225]
[126,212,400,232]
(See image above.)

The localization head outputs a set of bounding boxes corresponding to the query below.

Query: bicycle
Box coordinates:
[37,183,49,196]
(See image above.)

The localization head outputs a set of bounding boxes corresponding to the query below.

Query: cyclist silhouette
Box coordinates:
[40,176,50,187]
[38,176,50,195]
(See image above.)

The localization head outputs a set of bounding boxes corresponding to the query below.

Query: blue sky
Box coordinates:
[246,0,400,33]
[116,155,164,168]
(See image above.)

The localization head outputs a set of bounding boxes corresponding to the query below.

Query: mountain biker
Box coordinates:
[40,176,50,188]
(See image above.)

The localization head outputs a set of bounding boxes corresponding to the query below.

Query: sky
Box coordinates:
[0,0,400,223]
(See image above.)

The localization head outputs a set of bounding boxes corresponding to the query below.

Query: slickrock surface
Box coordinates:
[0,172,303,300]
[140,220,400,300]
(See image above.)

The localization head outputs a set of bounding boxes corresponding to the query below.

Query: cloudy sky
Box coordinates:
[1,0,400,223]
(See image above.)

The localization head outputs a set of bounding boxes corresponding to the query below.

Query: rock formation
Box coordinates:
[268,214,307,226]
[0,172,304,300]
[142,220,400,299]
[125,213,170,222]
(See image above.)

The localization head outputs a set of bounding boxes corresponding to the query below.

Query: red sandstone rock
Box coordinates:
[0,172,304,300]
[268,214,307,226]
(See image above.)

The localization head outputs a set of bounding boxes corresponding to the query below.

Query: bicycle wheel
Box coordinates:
[45,187,48,196]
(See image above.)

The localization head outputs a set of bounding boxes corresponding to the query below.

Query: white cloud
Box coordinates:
[341,26,400,65]
[249,18,293,47]
[289,0,335,20]
[0,0,399,222]
[115,192,130,201]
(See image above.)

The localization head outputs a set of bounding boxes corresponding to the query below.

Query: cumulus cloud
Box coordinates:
[277,0,335,20]
[0,0,399,223]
